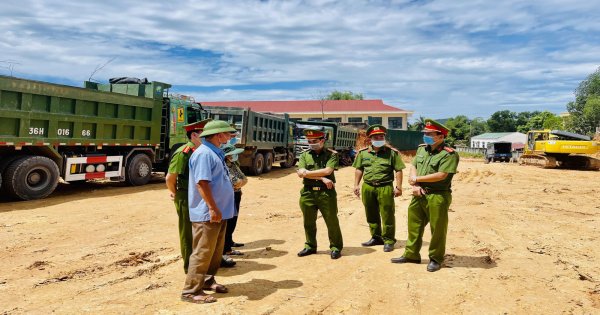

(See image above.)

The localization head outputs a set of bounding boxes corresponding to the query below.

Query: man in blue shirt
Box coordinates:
[181,120,236,304]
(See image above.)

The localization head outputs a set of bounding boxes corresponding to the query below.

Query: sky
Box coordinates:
[1,0,599,120]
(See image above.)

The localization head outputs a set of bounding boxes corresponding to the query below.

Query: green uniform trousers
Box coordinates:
[174,190,193,273]
[299,187,343,251]
[361,183,396,245]
[403,191,452,263]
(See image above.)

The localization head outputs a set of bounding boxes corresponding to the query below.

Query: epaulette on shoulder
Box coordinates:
[182,146,192,154]
[327,148,338,154]
[443,146,455,153]
[385,144,400,153]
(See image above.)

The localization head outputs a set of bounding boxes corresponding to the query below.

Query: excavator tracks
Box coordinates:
[518,154,557,169]
[519,154,600,170]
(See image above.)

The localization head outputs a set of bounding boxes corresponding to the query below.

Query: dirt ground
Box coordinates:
[1,160,599,314]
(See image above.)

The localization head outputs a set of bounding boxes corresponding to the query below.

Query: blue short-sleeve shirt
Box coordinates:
[188,141,235,222]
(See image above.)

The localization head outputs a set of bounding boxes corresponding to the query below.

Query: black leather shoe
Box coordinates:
[383,244,394,252]
[297,248,317,257]
[361,237,384,247]
[390,256,421,264]
[231,242,245,247]
[427,260,441,272]
[330,250,341,259]
[220,257,236,268]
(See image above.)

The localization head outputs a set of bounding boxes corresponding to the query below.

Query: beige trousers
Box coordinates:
[182,221,227,295]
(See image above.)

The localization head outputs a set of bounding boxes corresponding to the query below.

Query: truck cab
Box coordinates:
[485,141,513,163]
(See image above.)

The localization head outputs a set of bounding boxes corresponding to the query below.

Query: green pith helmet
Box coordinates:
[199,120,237,137]
[221,144,245,156]
[422,119,449,136]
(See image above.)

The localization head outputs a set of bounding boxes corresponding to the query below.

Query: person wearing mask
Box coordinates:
[296,129,344,259]
[165,119,211,274]
[391,119,459,272]
[353,125,405,252]
[221,144,247,257]
[181,120,237,304]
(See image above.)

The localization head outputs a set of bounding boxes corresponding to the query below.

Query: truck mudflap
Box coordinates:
[64,156,123,181]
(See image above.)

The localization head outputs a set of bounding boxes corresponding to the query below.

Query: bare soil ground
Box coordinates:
[1,160,599,314]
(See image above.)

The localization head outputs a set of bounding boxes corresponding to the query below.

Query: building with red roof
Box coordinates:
[200,99,413,129]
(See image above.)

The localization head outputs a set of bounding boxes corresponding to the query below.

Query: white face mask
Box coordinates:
[230,154,239,162]
[309,142,323,150]
[371,140,385,148]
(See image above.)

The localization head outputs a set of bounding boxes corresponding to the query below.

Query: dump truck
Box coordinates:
[292,120,359,166]
[484,141,513,163]
[0,75,205,200]
[518,129,600,170]
[199,105,296,175]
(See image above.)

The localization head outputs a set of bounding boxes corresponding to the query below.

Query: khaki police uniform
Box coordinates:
[298,132,343,252]
[353,143,405,245]
[402,120,459,265]
[168,142,196,273]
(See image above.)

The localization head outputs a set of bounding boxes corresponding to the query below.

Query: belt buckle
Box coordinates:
[312,187,321,191]
[372,181,380,186]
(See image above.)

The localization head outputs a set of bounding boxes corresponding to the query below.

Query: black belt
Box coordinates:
[423,187,451,194]
[364,180,393,187]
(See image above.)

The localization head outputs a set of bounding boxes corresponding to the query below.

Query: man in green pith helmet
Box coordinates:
[391,119,459,272]
[353,124,405,252]
[166,118,211,274]
[296,129,344,260]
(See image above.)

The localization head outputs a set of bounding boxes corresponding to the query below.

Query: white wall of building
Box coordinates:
[470,132,527,148]
[287,112,410,130]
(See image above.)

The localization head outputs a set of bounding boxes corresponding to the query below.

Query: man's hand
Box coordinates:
[408,175,417,186]
[394,186,402,197]
[411,185,426,197]
[321,177,335,189]
[169,192,175,201]
[353,186,361,198]
[209,208,222,223]
[296,169,307,178]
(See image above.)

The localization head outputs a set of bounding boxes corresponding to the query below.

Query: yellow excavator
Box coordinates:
[519,130,600,170]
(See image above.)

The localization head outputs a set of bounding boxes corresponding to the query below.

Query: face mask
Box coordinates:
[230,154,239,162]
[423,135,435,145]
[371,140,385,148]
[229,137,238,145]
[309,143,323,151]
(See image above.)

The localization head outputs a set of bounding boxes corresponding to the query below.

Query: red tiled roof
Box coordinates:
[199,100,409,113]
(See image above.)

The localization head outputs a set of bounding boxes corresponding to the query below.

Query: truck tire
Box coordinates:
[280,152,296,168]
[249,153,264,176]
[484,157,490,164]
[126,154,152,186]
[263,152,273,173]
[3,156,60,200]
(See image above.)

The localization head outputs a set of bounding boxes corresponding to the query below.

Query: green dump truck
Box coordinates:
[200,105,296,175]
[292,120,359,166]
[0,75,205,200]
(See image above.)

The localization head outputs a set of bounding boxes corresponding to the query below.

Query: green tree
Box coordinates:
[516,111,540,133]
[409,116,427,131]
[470,117,489,137]
[444,115,470,146]
[566,67,600,135]
[518,111,562,132]
[326,90,364,100]
[487,110,517,132]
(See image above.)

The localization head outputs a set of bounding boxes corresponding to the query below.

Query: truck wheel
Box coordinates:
[280,152,296,168]
[263,152,273,173]
[249,153,264,176]
[126,154,152,186]
[4,156,60,200]
[484,157,490,164]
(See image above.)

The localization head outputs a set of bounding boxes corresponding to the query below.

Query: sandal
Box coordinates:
[226,250,243,256]
[181,294,217,304]
[203,283,229,293]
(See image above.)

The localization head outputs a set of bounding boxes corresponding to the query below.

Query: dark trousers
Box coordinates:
[223,191,242,253]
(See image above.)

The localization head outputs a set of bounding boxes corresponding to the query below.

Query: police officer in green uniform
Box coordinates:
[165,118,211,273]
[391,119,459,272]
[353,125,405,252]
[296,129,344,259]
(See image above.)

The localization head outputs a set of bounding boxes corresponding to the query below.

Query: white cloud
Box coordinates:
[1,0,598,119]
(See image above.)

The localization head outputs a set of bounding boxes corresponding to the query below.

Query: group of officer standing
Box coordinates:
[165,117,459,304]
[296,119,459,273]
